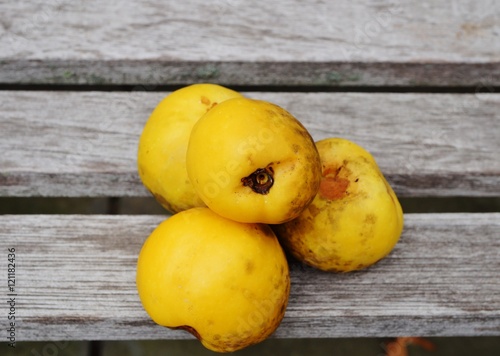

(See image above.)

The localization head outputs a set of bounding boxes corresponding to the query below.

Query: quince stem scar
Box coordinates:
[241,166,274,195]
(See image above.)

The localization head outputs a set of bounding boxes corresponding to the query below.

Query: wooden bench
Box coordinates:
[1,0,499,349]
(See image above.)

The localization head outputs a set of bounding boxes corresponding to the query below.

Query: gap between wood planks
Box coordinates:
[1,197,499,215]
[0,83,498,94]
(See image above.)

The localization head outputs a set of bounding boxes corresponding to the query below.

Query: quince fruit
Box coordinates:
[273,138,403,272]
[136,207,290,353]
[137,84,242,213]
[186,97,322,224]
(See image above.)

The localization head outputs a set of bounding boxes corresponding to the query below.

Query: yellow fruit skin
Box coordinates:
[136,208,290,353]
[186,97,322,224]
[273,138,404,272]
[137,84,243,214]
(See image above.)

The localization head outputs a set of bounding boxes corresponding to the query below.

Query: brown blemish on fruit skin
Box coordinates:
[307,203,321,218]
[319,165,350,200]
[200,96,210,105]
[319,176,350,200]
[245,260,254,274]
[273,217,314,259]
[200,96,218,112]
[364,214,377,225]
[173,325,201,340]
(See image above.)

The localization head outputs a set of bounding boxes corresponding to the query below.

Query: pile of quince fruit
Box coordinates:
[135,84,404,353]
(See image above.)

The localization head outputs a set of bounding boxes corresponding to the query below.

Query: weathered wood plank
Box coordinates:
[0,213,498,340]
[1,91,499,197]
[0,0,499,86]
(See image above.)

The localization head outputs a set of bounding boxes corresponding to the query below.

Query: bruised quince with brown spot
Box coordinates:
[273,138,404,272]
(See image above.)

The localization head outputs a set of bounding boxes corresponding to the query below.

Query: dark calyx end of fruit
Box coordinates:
[241,166,274,195]
[173,325,201,340]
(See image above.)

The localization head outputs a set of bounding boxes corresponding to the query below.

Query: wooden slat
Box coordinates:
[0,213,499,340]
[1,91,499,197]
[0,0,499,86]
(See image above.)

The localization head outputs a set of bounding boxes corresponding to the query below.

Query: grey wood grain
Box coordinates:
[0,0,499,86]
[1,91,499,197]
[0,213,498,340]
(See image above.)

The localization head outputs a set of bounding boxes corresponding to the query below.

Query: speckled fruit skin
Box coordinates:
[137,84,243,214]
[136,208,290,353]
[273,138,404,272]
[186,97,322,224]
